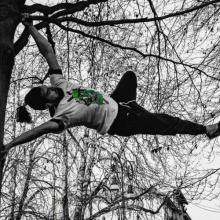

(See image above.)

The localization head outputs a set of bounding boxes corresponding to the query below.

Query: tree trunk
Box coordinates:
[15,150,34,220]
[0,0,25,197]
[62,133,70,220]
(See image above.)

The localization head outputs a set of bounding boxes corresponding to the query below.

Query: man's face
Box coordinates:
[40,85,59,105]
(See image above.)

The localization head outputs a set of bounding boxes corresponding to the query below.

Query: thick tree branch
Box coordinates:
[23,0,107,15]
[27,0,220,27]
[14,0,107,55]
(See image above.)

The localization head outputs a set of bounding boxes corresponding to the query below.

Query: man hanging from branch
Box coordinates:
[3,14,220,153]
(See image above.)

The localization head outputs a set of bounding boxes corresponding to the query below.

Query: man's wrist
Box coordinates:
[27,25,34,30]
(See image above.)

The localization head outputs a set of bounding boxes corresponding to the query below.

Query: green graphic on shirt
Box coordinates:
[70,88,104,105]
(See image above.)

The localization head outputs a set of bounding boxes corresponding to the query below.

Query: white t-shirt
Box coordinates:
[50,73,118,135]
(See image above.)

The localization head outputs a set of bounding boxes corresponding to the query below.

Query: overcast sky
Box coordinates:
[188,200,220,220]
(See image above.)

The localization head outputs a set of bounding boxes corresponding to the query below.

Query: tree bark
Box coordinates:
[62,133,70,220]
[0,0,25,197]
[15,150,34,220]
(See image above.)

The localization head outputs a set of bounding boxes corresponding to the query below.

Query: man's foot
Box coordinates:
[206,122,220,139]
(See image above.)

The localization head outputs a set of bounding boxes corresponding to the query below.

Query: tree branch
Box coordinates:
[85,195,167,220]
[23,0,107,15]
[27,0,220,27]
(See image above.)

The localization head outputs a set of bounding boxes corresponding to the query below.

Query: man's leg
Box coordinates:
[110,71,137,103]
[138,111,206,136]
[108,102,206,136]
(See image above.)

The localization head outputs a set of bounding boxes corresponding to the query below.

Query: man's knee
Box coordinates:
[123,71,137,87]
[124,71,136,79]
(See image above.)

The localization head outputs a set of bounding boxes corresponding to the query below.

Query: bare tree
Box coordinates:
[2,0,220,219]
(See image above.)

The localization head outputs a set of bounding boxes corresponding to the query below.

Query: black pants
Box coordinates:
[108,71,206,137]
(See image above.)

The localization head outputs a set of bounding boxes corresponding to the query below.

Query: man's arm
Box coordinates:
[29,26,60,69]
[4,120,61,152]
[23,15,60,70]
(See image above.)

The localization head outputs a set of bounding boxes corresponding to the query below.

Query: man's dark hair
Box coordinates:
[25,87,47,110]
[16,106,32,123]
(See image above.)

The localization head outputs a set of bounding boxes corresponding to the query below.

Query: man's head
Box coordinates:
[16,85,64,123]
[25,85,61,110]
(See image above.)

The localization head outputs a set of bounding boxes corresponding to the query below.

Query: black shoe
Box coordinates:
[206,122,220,139]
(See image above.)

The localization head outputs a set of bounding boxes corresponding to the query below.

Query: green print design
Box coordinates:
[70,89,104,105]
